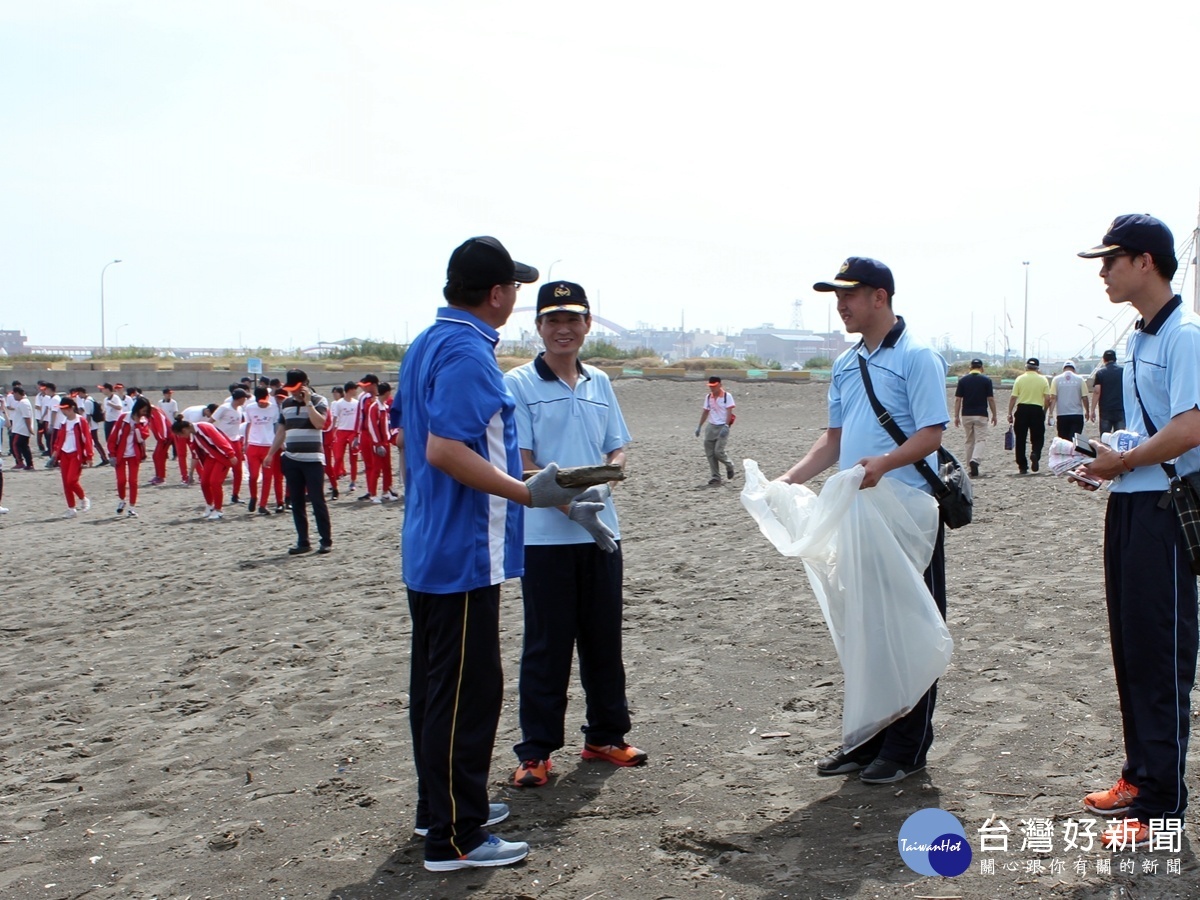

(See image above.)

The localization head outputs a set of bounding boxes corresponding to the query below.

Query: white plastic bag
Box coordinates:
[741,460,953,750]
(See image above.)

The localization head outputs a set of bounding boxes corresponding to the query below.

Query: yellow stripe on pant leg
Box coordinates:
[446,593,470,858]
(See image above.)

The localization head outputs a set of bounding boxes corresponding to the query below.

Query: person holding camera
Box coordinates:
[264,369,332,554]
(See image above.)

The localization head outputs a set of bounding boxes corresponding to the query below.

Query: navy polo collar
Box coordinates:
[854,316,907,352]
[534,352,590,383]
[1135,295,1182,336]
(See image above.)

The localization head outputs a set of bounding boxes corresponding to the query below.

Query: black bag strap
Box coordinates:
[856,354,948,498]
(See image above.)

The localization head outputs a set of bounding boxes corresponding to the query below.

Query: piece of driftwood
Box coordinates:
[522,464,626,488]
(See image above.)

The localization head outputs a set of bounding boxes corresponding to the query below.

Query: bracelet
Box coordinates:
[1120,451,1134,472]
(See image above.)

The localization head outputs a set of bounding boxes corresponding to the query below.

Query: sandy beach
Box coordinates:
[2,379,1197,899]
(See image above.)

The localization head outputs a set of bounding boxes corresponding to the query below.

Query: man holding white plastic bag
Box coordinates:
[775,257,950,785]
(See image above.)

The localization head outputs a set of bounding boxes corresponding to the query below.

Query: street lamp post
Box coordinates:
[114,323,130,348]
[1022,261,1030,361]
[1078,323,1098,359]
[546,259,562,282]
[100,259,122,354]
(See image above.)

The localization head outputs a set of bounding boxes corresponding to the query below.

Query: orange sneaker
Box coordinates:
[1101,818,1149,851]
[1083,777,1138,816]
[581,742,648,767]
[513,758,553,788]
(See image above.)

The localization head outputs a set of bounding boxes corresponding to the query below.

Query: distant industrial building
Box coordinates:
[0,330,29,356]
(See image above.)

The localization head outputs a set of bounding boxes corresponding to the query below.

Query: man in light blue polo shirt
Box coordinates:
[1075,214,1200,850]
[777,257,949,785]
[397,236,585,872]
[504,280,646,791]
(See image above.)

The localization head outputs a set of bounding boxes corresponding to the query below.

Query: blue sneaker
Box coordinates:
[414,802,509,837]
[423,833,529,871]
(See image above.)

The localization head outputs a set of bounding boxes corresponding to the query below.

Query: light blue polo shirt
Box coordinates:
[828,317,949,494]
[1113,296,1200,493]
[505,354,631,545]
[397,306,524,593]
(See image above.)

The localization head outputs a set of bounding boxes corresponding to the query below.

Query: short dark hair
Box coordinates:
[443,280,492,308]
[171,418,191,434]
[131,397,151,417]
[229,383,242,394]
[332,386,344,397]
[254,386,269,401]
[1149,250,1179,282]
[343,381,357,392]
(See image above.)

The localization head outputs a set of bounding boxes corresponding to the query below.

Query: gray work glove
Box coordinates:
[694,426,701,437]
[525,462,585,509]
[567,486,617,553]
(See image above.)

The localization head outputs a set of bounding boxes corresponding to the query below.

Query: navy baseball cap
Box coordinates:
[813,257,895,295]
[447,236,539,290]
[536,281,589,316]
[1078,214,1175,259]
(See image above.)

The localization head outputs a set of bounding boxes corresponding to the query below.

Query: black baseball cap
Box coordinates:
[1103,349,1117,362]
[536,281,589,316]
[283,369,308,390]
[970,358,983,367]
[813,257,895,296]
[447,236,538,290]
[1026,357,1040,368]
[1078,214,1175,259]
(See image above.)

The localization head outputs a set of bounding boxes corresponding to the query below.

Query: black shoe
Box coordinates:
[726,466,736,480]
[230,495,242,504]
[317,544,333,555]
[257,506,272,516]
[287,544,313,555]
[816,746,877,776]
[330,489,339,500]
[859,757,925,784]
[276,504,285,514]
[1018,466,1028,475]
[707,476,721,485]
[969,460,979,478]
[1030,458,1039,472]
[247,498,257,513]
[95,459,109,467]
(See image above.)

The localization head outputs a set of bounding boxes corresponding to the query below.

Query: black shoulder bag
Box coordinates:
[1130,357,1200,576]
[857,355,972,529]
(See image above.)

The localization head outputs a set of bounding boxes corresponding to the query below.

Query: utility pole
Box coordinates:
[1022,261,1030,361]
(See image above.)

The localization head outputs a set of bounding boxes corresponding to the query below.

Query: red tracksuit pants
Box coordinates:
[332,430,358,481]
[114,455,141,505]
[59,450,86,508]
[152,437,170,480]
[201,457,232,510]
[172,434,190,479]
[246,444,281,507]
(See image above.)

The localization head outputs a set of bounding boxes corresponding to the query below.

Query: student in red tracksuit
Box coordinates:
[376,381,399,501]
[243,387,281,515]
[323,389,341,500]
[52,398,94,517]
[355,374,381,502]
[107,397,152,518]
[331,381,361,490]
[173,417,236,520]
[147,404,172,485]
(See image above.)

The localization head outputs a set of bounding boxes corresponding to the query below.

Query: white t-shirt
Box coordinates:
[104,393,123,422]
[211,401,245,440]
[181,405,207,424]
[159,398,179,420]
[331,397,359,431]
[11,398,34,436]
[243,402,281,447]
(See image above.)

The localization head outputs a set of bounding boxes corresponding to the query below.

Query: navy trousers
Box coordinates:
[408,586,503,861]
[515,543,630,761]
[856,520,947,767]
[1105,492,1198,819]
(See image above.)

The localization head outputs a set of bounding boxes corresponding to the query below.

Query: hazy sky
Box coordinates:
[4,1,1199,360]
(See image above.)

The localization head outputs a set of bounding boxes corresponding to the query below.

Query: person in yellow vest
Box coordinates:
[1006,357,1051,474]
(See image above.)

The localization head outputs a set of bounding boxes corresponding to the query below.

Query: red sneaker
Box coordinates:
[1084,777,1138,816]
[581,743,648,767]
[513,758,552,788]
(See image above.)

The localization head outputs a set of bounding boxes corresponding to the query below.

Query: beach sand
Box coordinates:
[2,381,1197,899]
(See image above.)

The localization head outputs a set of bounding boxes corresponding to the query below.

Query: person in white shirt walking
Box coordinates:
[694,375,737,485]
[52,398,95,517]
[9,386,35,470]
